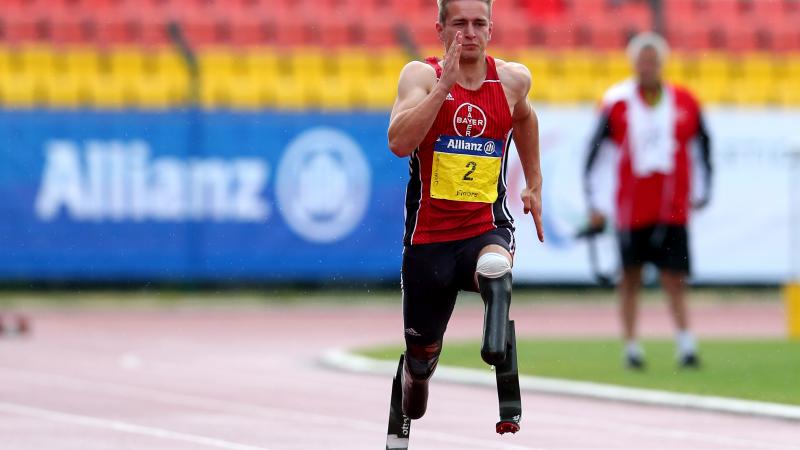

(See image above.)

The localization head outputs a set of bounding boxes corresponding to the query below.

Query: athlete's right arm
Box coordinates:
[387,62,443,157]
[388,33,462,157]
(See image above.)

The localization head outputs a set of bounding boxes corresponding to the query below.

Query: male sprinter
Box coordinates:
[385,0,543,443]
[584,32,712,370]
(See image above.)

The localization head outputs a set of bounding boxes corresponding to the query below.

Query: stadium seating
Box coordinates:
[0,0,798,108]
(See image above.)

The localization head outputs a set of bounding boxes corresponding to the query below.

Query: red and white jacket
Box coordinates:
[584,79,712,230]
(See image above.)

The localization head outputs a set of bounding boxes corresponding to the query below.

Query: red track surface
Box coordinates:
[0,301,798,449]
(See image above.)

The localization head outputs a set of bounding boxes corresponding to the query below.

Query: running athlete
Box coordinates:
[584,32,712,370]
[385,0,543,441]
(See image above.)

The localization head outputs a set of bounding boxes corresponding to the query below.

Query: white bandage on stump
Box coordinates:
[476,252,512,279]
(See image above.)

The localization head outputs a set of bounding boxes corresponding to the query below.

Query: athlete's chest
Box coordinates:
[436,85,513,139]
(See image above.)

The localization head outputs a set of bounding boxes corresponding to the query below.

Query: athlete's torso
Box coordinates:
[404,55,515,246]
[603,81,701,229]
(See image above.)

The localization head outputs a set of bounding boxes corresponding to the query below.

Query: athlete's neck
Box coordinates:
[638,82,663,106]
[456,55,488,90]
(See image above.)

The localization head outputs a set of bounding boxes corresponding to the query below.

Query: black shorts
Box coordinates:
[401,227,515,347]
[618,225,690,274]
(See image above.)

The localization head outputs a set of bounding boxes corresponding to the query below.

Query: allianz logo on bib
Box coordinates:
[437,135,501,157]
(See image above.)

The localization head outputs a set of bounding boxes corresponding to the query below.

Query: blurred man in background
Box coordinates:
[387,0,543,434]
[584,32,712,370]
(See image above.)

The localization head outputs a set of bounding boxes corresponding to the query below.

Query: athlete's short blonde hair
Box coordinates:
[438,0,493,24]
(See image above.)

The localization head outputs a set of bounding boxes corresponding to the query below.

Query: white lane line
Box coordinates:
[321,349,800,421]
[0,366,540,450]
[0,401,270,450]
[321,349,800,450]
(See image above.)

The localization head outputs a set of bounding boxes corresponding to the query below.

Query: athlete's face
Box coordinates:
[635,46,663,89]
[436,0,492,62]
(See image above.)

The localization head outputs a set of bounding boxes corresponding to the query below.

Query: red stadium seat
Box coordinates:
[542,22,577,49]
[767,21,800,52]
[722,22,760,52]
[0,11,40,44]
[525,0,567,23]
[490,20,530,50]
[591,22,630,51]
[225,14,268,47]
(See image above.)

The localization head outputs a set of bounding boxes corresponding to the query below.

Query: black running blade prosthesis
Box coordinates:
[495,320,521,435]
[386,355,411,450]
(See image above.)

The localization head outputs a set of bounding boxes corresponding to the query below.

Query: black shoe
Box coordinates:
[401,365,429,420]
[625,354,646,370]
[679,353,701,369]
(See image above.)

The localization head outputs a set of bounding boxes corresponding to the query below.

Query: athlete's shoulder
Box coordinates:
[601,78,635,107]
[399,60,438,80]
[396,60,438,94]
[495,58,532,94]
[669,83,702,110]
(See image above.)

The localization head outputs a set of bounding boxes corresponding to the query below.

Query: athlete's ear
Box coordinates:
[436,21,445,45]
[487,21,493,41]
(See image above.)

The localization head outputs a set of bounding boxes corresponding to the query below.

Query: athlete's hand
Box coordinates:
[521,185,544,243]
[438,32,462,91]
[589,210,606,229]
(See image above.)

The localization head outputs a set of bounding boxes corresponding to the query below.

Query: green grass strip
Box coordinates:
[360,338,800,406]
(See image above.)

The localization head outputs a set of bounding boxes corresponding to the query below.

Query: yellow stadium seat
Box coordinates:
[244,49,280,79]
[335,50,370,79]
[777,57,800,87]
[696,53,731,81]
[739,54,776,82]
[687,77,728,105]
[86,73,128,109]
[160,70,190,105]
[776,79,800,107]
[200,73,231,108]
[131,76,175,109]
[665,55,690,84]
[363,75,396,109]
[18,45,56,78]
[316,76,359,110]
[606,52,631,81]
[63,48,100,80]
[272,76,311,109]
[153,49,189,79]
[728,78,771,106]
[0,46,12,74]
[287,49,328,80]
[44,75,83,108]
[377,50,409,80]
[0,74,39,107]
[225,75,264,110]
[109,48,146,78]
[199,48,237,78]
[516,50,549,77]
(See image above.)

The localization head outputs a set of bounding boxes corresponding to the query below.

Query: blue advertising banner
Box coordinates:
[0,110,407,282]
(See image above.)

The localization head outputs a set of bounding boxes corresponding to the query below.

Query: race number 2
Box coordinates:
[463,161,477,181]
[431,135,503,203]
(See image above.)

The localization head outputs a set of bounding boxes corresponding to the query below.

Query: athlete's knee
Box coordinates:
[476,252,512,279]
[404,342,442,381]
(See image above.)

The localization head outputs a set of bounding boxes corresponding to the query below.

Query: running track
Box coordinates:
[1,299,798,449]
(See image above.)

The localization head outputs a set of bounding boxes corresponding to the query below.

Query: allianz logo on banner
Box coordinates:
[36,140,271,223]
[34,127,371,244]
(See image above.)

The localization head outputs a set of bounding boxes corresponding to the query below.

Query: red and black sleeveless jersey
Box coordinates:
[403,55,514,246]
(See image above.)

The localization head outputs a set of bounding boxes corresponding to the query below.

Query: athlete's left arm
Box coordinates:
[504,62,544,243]
[693,107,713,210]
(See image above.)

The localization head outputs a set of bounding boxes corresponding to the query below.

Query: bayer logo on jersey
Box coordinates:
[453,103,487,137]
[276,127,371,243]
